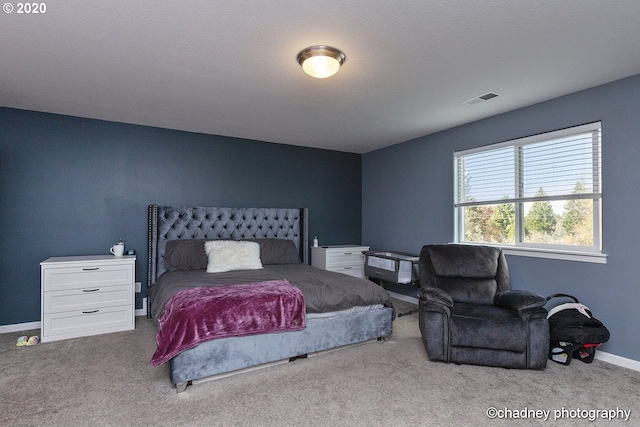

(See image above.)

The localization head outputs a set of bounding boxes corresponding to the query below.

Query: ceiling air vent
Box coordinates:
[461,92,500,106]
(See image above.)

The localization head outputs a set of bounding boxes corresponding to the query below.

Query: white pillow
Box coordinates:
[204,240,263,273]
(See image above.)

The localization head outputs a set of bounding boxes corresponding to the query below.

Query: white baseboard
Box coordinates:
[0,321,41,334]
[595,350,640,372]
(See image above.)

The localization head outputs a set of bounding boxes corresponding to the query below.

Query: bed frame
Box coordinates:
[147,205,393,392]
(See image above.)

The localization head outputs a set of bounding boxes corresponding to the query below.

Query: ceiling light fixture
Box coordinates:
[297,45,346,79]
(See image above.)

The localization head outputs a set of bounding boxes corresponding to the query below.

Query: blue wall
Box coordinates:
[362,74,640,362]
[3,75,639,362]
[0,108,363,325]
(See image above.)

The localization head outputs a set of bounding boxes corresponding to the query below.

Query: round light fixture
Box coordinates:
[297,45,346,79]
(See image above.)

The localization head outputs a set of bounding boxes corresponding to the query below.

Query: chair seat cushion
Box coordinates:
[450,304,528,352]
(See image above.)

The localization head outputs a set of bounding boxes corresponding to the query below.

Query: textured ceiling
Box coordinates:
[2,1,640,153]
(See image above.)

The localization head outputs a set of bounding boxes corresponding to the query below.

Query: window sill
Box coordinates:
[500,246,607,264]
[454,243,607,264]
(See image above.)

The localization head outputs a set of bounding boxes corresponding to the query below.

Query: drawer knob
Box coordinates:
[82,288,100,292]
[82,310,100,314]
[82,267,100,271]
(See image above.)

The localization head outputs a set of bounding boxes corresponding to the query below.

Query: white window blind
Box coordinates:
[454,122,602,254]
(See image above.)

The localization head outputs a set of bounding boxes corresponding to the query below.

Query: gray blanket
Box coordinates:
[149,264,393,319]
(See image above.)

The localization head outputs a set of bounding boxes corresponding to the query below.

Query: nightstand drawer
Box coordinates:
[43,264,134,291]
[43,284,133,313]
[42,305,134,340]
[326,252,366,268]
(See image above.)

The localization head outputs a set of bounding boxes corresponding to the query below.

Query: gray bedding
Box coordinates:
[149,264,393,320]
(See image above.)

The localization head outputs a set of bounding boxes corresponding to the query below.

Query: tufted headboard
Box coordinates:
[147,205,308,286]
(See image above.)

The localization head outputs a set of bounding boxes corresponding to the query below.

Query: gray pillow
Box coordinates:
[244,238,301,265]
[164,239,208,271]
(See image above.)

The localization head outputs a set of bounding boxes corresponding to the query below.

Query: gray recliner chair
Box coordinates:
[418,244,549,369]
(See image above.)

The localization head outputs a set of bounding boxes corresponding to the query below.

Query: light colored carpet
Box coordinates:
[1,300,638,427]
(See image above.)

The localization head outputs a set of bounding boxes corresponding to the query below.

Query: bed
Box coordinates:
[147,205,394,392]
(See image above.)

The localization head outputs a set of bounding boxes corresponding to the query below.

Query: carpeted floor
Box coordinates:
[1,299,638,427]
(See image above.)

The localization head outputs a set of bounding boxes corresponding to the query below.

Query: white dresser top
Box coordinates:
[41,255,136,265]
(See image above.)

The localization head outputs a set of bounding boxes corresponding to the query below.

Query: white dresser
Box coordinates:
[311,245,370,279]
[40,255,136,343]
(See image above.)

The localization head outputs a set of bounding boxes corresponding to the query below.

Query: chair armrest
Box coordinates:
[418,287,454,308]
[495,290,546,311]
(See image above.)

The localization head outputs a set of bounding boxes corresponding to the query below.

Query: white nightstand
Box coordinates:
[40,255,136,343]
[311,245,370,279]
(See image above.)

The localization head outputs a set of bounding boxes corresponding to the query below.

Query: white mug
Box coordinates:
[110,242,125,256]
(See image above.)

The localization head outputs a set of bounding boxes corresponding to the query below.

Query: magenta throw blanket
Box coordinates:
[151,279,306,367]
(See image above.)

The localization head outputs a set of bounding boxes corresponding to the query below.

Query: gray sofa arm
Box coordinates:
[495,290,546,311]
[418,287,454,308]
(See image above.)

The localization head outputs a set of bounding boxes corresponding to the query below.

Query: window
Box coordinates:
[454,122,603,262]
